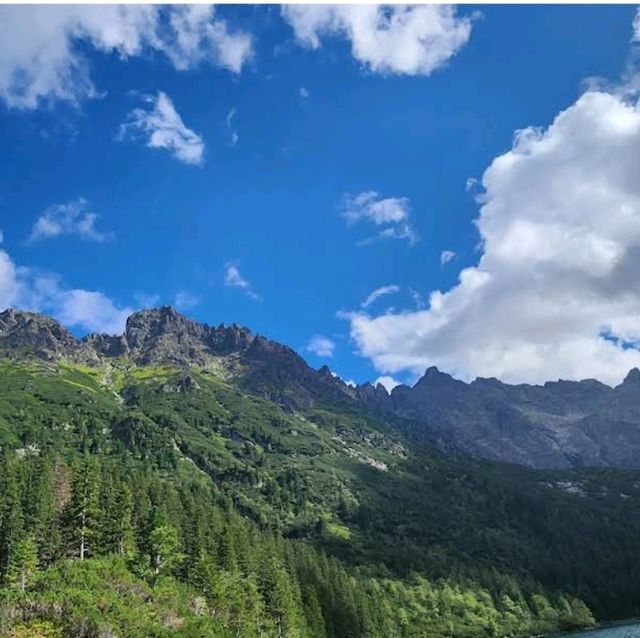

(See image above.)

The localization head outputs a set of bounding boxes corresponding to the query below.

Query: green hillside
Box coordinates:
[1,359,639,637]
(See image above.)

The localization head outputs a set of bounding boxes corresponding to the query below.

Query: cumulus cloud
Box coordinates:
[440,250,456,265]
[306,334,336,358]
[120,92,204,165]
[51,287,132,334]
[162,5,253,74]
[28,198,112,243]
[299,86,310,99]
[0,5,252,109]
[374,375,401,392]
[342,191,417,245]
[224,263,260,301]
[0,250,22,310]
[282,4,473,76]
[346,89,640,386]
[0,247,131,334]
[361,284,400,308]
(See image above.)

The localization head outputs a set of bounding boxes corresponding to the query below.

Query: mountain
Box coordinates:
[0,306,354,412]
[5,307,640,471]
[1,307,640,635]
[360,366,640,469]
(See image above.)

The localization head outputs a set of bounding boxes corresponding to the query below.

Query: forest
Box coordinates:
[0,453,594,638]
[0,358,638,637]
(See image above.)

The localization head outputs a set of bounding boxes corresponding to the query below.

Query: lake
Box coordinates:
[552,623,640,638]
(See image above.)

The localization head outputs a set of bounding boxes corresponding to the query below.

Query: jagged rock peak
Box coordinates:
[120,307,255,365]
[622,367,640,385]
[414,366,464,390]
[125,306,206,346]
[0,308,71,336]
[0,308,95,362]
[0,306,258,366]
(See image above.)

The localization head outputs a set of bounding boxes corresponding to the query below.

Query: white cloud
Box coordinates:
[361,284,400,308]
[28,198,112,243]
[632,8,640,43]
[174,290,200,310]
[299,86,310,99]
[282,5,474,76]
[0,250,22,310]
[120,92,204,165]
[0,5,252,109]
[440,250,456,265]
[226,108,239,146]
[162,5,253,74]
[52,288,132,335]
[0,247,131,334]
[342,191,417,245]
[346,89,640,386]
[374,375,400,392]
[224,263,260,301]
[306,334,335,358]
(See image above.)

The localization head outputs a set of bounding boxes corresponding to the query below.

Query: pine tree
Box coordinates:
[65,457,100,560]
[149,521,183,577]
[98,474,135,557]
[0,455,25,579]
[5,534,38,592]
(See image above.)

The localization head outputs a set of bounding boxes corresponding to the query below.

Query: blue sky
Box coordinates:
[2,4,640,388]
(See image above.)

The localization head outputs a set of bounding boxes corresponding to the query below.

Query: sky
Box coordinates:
[2,4,640,389]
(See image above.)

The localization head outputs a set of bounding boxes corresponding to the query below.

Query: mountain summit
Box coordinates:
[86,306,255,365]
[0,306,258,366]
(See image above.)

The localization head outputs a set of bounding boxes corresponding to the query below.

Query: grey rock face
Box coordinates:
[123,306,218,365]
[240,336,352,410]
[0,309,97,363]
[83,333,129,358]
[88,306,255,366]
[354,382,392,410]
[358,365,640,469]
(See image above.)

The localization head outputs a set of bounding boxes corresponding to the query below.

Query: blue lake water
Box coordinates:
[552,623,640,638]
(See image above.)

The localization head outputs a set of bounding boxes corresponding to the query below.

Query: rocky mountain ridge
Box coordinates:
[4,306,640,469]
[0,306,354,410]
[361,366,640,469]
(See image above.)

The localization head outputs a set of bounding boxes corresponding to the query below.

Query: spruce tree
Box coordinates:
[5,534,38,592]
[149,521,183,577]
[65,457,100,560]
